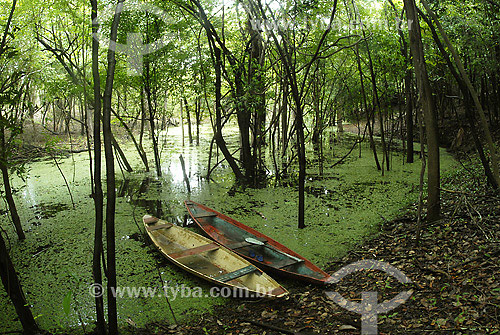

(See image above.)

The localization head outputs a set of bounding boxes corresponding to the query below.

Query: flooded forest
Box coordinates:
[1,0,499,334]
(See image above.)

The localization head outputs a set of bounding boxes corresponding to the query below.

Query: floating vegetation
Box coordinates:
[0,125,458,333]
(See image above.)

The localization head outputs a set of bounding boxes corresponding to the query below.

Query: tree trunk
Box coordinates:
[111,134,132,172]
[90,0,106,332]
[193,2,245,182]
[418,9,498,189]
[312,74,321,146]
[235,73,253,183]
[256,0,338,228]
[144,66,162,177]
[355,44,381,170]
[363,30,390,173]
[247,20,266,184]
[387,0,414,164]
[80,97,85,136]
[0,232,39,334]
[0,163,25,240]
[140,90,146,149]
[405,71,414,163]
[195,96,201,146]
[281,74,288,161]
[102,1,123,333]
[111,109,149,171]
[404,0,441,221]
[53,102,57,133]
[213,47,245,181]
[180,98,184,146]
[491,73,499,124]
[183,96,193,144]
[296,103,306,229]
[420,0,500,188]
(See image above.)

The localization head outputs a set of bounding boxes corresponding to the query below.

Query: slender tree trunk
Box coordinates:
[387,0,414,164]
[276,53,306,229]
[0,232,39,334]
[415,105,426,243]
[140,90,146,148]
[206,136,215,180]
[180,98,184,146]
[405,72,414,163]
[213,46,245,181]
[419,9,498,189]
[189,0,249,184]
[195,96,201,146]
[247,20,266,183]
[491,72,499,124]
[53,102,57,133]
[102,1,123,333]
[0,0,25,241]
[296,105,306,229]
[90,0,106,332]
[0,163,25,240]
[256,0,338,229]
[111,134,132,172]
[236,78,253,183]
[281,74,288,161]
[421,0,500,188]
[183,96,193,144]
[144,66,162,177]
[312,73,321,146]
[363,30,389,173]
[355,44,381,170]
[193,2,245,182]
[404,0,441,221]
[111,109,149,171]
[80,97,85,136]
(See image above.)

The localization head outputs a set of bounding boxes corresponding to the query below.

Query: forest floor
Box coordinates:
[127,164,500,335]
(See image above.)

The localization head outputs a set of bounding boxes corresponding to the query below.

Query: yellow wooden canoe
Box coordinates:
[143,215,288,298]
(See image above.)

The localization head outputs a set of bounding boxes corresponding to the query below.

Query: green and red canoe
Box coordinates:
[185,200,333,285]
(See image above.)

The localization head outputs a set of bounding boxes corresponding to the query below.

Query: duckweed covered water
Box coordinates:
[0,124,457,333]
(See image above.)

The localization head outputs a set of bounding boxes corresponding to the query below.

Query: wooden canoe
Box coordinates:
[185,201,334,285]
[143,215,288,298]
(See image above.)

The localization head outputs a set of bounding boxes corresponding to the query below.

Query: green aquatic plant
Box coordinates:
[0,125,457,332]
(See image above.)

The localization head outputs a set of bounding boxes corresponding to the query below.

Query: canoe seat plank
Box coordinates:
[146,222,173,231]
[214,265,257,282]
[169,243,219,259]
[144,216,159,225]
[226,236,268,250]
[275,257,305,269]
[193,211,218,218]
[227,241,251,250]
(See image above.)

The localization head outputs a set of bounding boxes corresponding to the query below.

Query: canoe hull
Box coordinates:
[143,215,288,298]
[185,201,333,285]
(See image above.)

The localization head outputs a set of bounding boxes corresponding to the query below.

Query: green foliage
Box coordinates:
[43,134,63,154]
[62,291,72,316]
